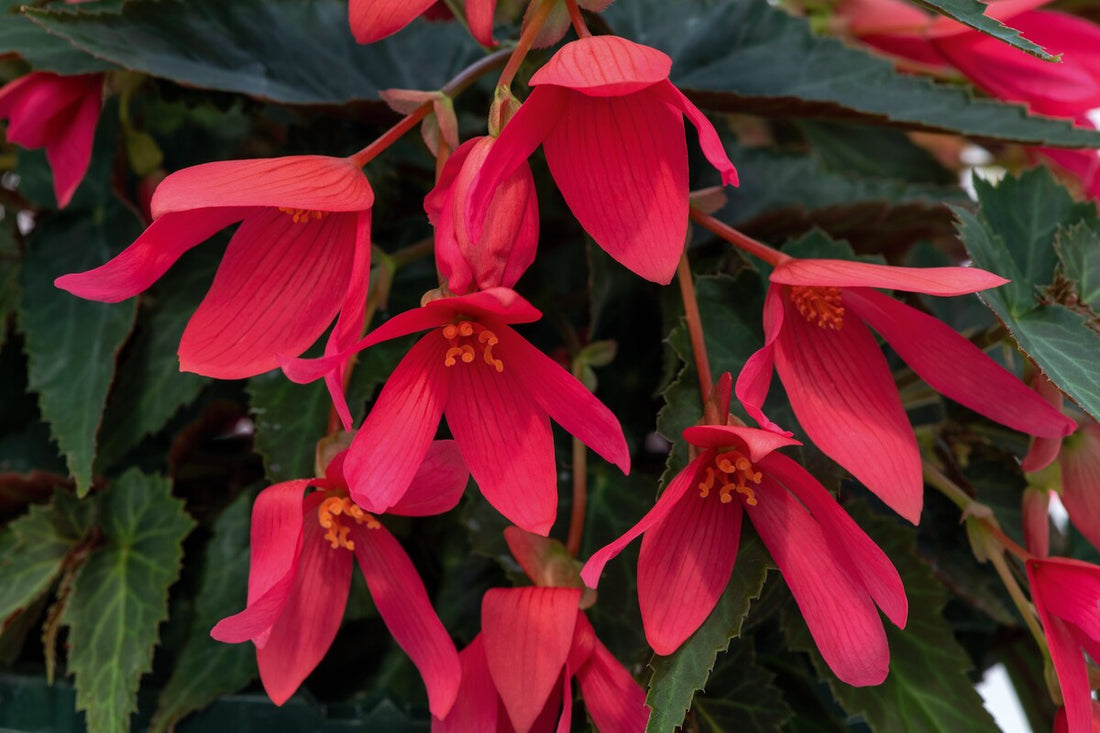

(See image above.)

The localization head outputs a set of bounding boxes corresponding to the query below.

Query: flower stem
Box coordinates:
[677,251,719,425]
[565,0,592,38]
[498,0,557,90]
[923,461,1033,561]
[688,206,789,268]
[566,436,587,557]
[986,540,1050,655]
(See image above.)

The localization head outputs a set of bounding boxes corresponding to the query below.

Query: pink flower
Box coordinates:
[0,72,103,208]
[1055,701,1100,732]
[1026,557,1100,733]
[54,155,373,383]
[582,377,908,686]
[467,35,738,285]
[349,0,497,46]
[210,444,466,713]
[734,258,1076,523]
[282,287,630,535]
[425,135,538,295]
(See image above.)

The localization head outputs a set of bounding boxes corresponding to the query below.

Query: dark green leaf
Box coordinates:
[1055,221,1100,313]
[691,640,792,732]
[907,0,1054,60]
[0,0,115,73]
[0,222,19,353]
[797,121,956,185]
[28,0,482,105]
[63,470,195,733]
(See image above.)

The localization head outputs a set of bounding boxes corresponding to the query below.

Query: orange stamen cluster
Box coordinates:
[278,207,327,224]
[442,320,504,372]
[317,495,379,551]
[698,450,761,506]
[789,286,844,330]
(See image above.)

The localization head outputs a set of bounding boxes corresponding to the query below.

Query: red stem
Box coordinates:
[689,206,789,268]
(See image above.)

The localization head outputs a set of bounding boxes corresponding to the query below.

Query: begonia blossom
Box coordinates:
[0,72,103,208]
[210,444,466,714]
[55,155,373,385]
[735,258,1076,523]
[349,0,497,46]
[467,35,738,284]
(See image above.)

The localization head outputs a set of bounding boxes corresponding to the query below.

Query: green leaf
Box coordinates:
[0,489,94,621]
[1055,221,1100,313]
[151,489,257,733]
[645,537,772,733]
[797,121,956,185]
[783,503,1000,733]
[0,222,19,353]
[28,0,481,105]
[907,0,1055,60]
[19,203,142,495]
[605,0,1100,147]
[0,0,115,73]
[63,469,195,733]
[690,640,792,732]
[955,168,1100,421]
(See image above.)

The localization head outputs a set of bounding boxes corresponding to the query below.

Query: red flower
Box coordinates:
[0,72,103,208]
[54,155,373,383]
[349,0,497,46]
[1026,557,1100,733]
[282,287,630,535]
[582,384,908,686]
[467,35,738,285]
[210,445,466,713]
[735,258,1075,523]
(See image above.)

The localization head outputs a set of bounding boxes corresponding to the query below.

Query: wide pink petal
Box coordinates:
[151,155,373,218]
[445,359,558,535]
[649,82,739,186]
[638,485,742,655]
[542,90,688,284]
[576,639,650,733]
[352,522,461,718]
[530,36,671,97]
[45,79,101,208]
[432,635,500,732]
[348,0,436,44]
[1027,558,1100,638]
[388,440,469,517]
[178,209,356,378]
[256,512,353,705]
[761,452,907,628]
[482,587,581,733]
[465,0,497,46]
[210,480,310,645]
[749,479,891,686]
[581,453,708,588]
[735,285,791,434]
[501,327,630,474]
[846,288,1076,439]
[54,207,250,303]
[682,424,801,462]
[769,259,1007,295]
[773,292,923,523]
[345,334,451,513]
[1,73,88,147]
[1061,422,1100,550]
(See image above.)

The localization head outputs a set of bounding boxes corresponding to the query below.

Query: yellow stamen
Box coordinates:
[789,286,844,330]
[699,450,761,506]
[317,495,380,551]
[278,207,328,224]
[442,320,504,372]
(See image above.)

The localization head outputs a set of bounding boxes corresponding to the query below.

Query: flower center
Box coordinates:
[442,320,504,372]
[789,286,844,330]
[317,495,379,551]
[698,450,761,506]
[278,207,328,224]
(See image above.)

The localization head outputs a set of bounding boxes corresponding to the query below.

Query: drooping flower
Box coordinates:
[1026,557,1100,733]
[349,0,497,46]
[582,375,908,686]
[210,444,466,714]
[0,72,103,208]
[282,287,630,535]
[54,155,373,391]
[466,35,738,285]
[424,135,538,295]
[734,258,1076,523]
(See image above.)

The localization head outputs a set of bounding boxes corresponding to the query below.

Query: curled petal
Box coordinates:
[682,424,801,462]
[348,0,436,44]
[388,440,469,517]
[649,82,739,186]
[735,285,790,435]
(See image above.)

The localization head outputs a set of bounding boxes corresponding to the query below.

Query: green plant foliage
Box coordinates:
[0,0,115,73]
[689,639,792,732]
[1055,220,1100,313]
[907,0,1055,60]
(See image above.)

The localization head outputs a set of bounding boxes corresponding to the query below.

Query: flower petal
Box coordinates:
[846,288,1076,439]
[682,424,801,462]
[482,587,581,733]
[1030,586,1092,733]
[529,36,671,96]
[649,82,739,186]
[352,522,461,718]
[770,259,1007,295]
[1027,558,1100,639]
[465,0,497,46]
[323,209,373,430]
[735,284,791,435]
[347,0,436,44]
[1061,422,1100,550]
[575,638,650,732]
[1021,375,1067,473]
[45,79,101,208]
[432,635,501,732]
[388,440,469,517]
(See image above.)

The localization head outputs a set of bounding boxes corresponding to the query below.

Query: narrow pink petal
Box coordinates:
[432,635,500,732]
[649,82,738,186]
[1021,375,1067,472]
[256,514,353,706]
[427,138,477,295]
[682,424,801,462]
[761,452,908,628]
[352,522,461,718]
[774,293,923,522]
[465,0,497,46]
[446,360,558,535]
[210,480,310,644]
[1061,422,1100,550]
[847,288,1076,438]
[581,454,708,588]
[735,285,790,434]
[1023,487,1051,558]
[45,79,101,208]
[54,207,249,303]
[1027,558,1100,638]
[1029,591,1091,733]
[348,0,436,44]
[576,639,650,733]
[323,210,373,430]
[530,36,671,96]
[151,155,373,218]
[542,90,688,284]
[345,334,450,513]
[769,259,1007,295]
[501,327,630,474]
[388,440,469,517]
[178,209,356,378]
[638,486,742,655]
[749,479,891,686]
[482,587,580,733]
[555,668,573,733]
